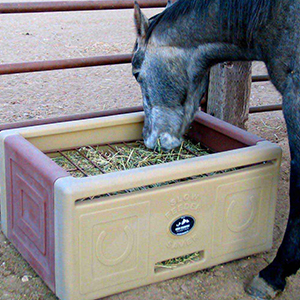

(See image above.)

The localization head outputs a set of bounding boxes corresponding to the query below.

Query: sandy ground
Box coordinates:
[0,3,299,300]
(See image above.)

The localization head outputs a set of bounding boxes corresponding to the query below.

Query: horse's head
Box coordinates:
[132,2,208,151]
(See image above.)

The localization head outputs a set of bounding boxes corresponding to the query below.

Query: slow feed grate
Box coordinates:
[47,139,211,178]
[46,139,239,200]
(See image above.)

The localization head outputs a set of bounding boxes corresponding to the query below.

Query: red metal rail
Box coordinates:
[0,54,131,75]
[249,104,282,113]
[252,75,270,82]
[0,0,168,13]
[0,56,273,79]
[0,0,153,75]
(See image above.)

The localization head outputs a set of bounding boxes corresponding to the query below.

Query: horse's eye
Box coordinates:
[133,72,141,82]
[133,72,139,80]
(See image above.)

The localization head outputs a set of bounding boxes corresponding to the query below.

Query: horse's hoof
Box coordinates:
[245,275,281,300]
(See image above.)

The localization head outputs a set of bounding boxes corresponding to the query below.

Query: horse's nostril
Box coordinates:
[160,145,171,152]
[159,132,182,151]
[144,137,155,150]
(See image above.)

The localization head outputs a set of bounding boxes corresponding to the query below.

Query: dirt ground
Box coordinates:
[0,4,299,300]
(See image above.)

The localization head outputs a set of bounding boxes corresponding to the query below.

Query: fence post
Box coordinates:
[207,61,252,129]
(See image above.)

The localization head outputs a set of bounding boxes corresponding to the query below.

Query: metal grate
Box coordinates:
[45,139,246,201]
[45,139,211,178]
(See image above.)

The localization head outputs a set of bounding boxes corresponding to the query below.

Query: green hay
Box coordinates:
[155,251,203,270]
[49,139,237,200]
[51,139,210,177]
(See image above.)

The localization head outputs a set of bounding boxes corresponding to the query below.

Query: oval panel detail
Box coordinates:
[170,215,195,236]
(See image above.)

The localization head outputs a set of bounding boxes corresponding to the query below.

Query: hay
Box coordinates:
[49,139,238,200]
[51,139,210,178]
[155,251,203,270]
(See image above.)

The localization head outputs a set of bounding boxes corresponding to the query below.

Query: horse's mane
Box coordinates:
[146,0,273,45]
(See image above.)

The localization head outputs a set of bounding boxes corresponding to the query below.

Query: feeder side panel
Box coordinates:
[188,111,264,152]
[188,120,245,151]
[4,134,69,293]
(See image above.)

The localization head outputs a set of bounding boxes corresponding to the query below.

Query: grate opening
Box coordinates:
[74,165,242,202]
[154,250,205,273]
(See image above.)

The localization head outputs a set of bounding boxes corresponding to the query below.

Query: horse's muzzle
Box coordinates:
[144,132,182,152]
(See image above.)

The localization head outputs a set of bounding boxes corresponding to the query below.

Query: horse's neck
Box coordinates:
[150,0,290,63]
[150,2,225,48]
[150,19,260,64]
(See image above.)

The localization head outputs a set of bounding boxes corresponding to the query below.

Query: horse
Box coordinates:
[132,0,300,299]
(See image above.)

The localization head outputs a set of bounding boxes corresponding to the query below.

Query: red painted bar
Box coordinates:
[0,54,132,75]
[251,74,270,82]
[0,0,168,14]
[249,104,282,113]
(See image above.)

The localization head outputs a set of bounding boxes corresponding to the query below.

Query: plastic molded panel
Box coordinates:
[78,202,150,294]
[12,164,48,255]
[4,134,69,292]
[212,175,273,258]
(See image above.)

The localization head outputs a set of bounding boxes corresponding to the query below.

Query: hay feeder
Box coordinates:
[0,108,281,300]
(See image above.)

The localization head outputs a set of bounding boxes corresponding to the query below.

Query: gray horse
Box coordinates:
[132,0,300,299]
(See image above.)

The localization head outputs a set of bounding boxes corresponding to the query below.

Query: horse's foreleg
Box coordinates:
[246,71,300,299]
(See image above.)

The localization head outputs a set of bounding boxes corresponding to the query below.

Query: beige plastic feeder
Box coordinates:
[0,108,281,300]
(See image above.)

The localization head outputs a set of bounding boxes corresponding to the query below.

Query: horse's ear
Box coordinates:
[134,1,149,40]
[166,0,172,8]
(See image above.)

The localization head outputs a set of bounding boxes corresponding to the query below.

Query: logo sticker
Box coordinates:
[170,215,195,236]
